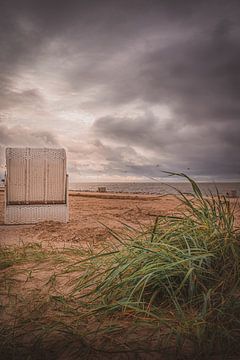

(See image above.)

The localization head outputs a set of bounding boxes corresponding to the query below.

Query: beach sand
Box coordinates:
[0,190,240,359]
[0,190,239,247]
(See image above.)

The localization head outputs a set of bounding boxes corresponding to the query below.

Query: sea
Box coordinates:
[70,182,240,197]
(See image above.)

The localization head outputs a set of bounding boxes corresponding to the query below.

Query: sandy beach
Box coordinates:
[0,190,181,246]
[0,189,239,247]
[1,190,240,359]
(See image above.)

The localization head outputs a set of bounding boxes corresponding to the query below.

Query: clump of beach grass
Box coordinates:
[0,174,239,359]
[69,173,240,358]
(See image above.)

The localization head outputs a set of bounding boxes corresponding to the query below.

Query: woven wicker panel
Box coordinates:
[6,148,28,203]
[28,152,45,202]
[6,148,67,205]
[45,149,66,203]
[5,204,68,224]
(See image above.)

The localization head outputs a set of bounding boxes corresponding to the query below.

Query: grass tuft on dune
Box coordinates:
[0,174,240,359]
[69,173,240,358]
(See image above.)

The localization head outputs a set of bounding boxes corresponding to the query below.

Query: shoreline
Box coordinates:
[69,190,164,200]
[1,185,239,197]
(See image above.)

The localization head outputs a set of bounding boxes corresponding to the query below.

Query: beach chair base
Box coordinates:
[5,204,68,224]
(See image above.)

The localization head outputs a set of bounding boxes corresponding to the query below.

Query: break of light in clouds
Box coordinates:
[0,0,240,181]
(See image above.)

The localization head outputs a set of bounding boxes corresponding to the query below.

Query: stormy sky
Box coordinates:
[0,0,240,181]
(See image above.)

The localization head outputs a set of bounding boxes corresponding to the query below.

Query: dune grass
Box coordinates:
[68,174,240,358]
[0,174,240,359]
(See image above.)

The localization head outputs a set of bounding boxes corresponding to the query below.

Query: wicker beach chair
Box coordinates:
[5,148,68,224]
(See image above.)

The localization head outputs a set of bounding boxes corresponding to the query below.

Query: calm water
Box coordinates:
[70,182,240,196]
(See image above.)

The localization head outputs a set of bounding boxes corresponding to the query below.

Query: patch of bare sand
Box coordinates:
[0,191,181,247]
[0,191,239,248]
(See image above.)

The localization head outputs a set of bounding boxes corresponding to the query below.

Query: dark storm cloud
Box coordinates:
[93,111,240,178]
[137,19,240,123]
[79,16,240,123]
[0,0,240,179]
[93,112,179,151]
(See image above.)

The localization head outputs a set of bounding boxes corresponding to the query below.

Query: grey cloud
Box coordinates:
[67,138,149,175]
[93,112,240,178]
[83,18,240,124]
[93,113,179,150]
[0,88,45,111]
[0,121,59,177]
[0,1,240,180]
[0,122,59,147]
[139,19,240,123]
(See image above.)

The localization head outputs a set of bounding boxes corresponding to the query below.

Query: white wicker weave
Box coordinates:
[5,204,68,224]
[5,148,68,224]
